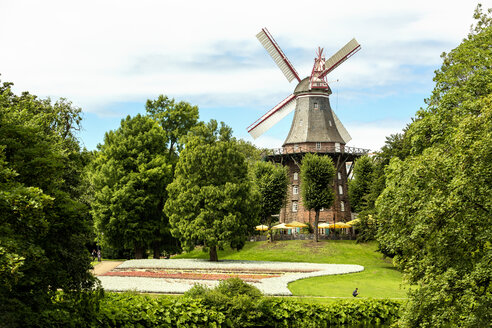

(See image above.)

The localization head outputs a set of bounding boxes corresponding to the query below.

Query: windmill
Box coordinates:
[248,28,368,225]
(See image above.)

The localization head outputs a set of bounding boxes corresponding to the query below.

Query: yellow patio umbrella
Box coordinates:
[328,222,351,229]
[317,222,331,228]
[346,218,360,226]
[285,221,308,228]
[272,223,289,230]
[255,225,269,231]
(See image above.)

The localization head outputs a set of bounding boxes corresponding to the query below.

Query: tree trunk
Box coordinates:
[153,241,161,259]
[314,210,320,242]
[209,246,218,262]
[268,217,273,243]
[135,246,145,259]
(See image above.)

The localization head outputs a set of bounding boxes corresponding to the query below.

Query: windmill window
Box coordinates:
[338,172,342,180]
[293,185,299,195]
[335,143,341,152]
[292,201,298,212]
[316,142,321,150]
[329,120,333,126]
[339,185,343,195]
[294,144,299,151]
[293,172,298,180]
[341,201,345,212]
[314,102,318,109]
[299,119,303,126]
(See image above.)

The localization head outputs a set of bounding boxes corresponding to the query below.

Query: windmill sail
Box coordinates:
[318,38,361,79]
[247,94,297,139]
[331,109,352,143]
[257,28,301,83]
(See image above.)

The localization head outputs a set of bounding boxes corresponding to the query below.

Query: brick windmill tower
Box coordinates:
[248,28,369,225]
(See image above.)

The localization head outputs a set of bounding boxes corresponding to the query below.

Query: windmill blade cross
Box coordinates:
[318,38,361,79]
[247,94,297,139]
[257,28,301,83]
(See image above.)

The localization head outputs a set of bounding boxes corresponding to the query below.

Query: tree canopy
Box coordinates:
[376,6,492,326]
[300,153,336,242]
[145,94,199,159]
[348,155,375,213]
[0,81,97,325]
[253,161,288,240]
[90,114,174,259]
[165,120,259,261]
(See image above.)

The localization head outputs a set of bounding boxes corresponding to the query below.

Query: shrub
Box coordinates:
[38,280,402,327]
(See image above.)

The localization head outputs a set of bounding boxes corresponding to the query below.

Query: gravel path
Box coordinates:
[98,259,363,296]
[92,261,124,275]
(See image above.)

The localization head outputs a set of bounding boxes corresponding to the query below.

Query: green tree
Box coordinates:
[348,155,375,213]
[90,114,173,259]
[368,132,411,209]
[145,95,199,160]
[165,120,259,261]
[252,161,288,241]
[376,5,492,326]
[300,153,336,242]
[0,81,98,325]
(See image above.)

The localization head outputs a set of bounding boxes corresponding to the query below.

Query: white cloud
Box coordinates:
[249,135,284,150]
[345,120,410,152]
[0,0,481,113]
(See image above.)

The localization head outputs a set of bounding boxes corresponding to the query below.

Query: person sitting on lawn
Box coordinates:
[352,288,359,297]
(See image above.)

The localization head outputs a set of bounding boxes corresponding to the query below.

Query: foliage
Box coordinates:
[90,114,174,258]
[300,153,336,241]
[354,211,378,243]
[185,278,263,327]
[20,288,403,328]
[349,133,411,216]
[50,290,399,328]
[145,94,199,158]
[348,155,375,213]
[252,161,288,240]
[376,6,492,327]
[0,80,98,326]
[235,139,264,165]
[165,120,259,261]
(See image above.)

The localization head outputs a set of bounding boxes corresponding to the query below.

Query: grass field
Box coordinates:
[174,240,410,299]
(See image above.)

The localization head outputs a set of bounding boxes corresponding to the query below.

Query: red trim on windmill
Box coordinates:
[247,28,361,140]
[261,28,301,83]
[309,47,329,90]
[247,94,297,133]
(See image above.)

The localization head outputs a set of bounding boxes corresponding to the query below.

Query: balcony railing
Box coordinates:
[266,145,370,156]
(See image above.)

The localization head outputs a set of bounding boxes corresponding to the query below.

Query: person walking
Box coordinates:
[97,249,102,262]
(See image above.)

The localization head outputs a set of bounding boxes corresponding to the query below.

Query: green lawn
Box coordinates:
[174,240,410,299]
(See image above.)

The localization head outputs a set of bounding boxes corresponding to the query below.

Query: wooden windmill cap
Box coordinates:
[294,77,332,95]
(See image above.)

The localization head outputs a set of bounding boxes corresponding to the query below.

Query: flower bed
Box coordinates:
[102,269,280,282]
[98,259,365,295]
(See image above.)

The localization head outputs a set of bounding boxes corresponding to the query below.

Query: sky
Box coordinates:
[1,0,488,152]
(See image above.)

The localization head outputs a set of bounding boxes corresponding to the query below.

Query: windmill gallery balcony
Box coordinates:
[266,144,370,157]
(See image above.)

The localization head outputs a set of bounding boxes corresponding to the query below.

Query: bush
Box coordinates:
[355,211,378,243]
[37,280,402,327]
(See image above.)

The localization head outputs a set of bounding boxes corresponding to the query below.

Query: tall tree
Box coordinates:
[90,114,173,259]
[253,161,288,241]
[376,5,491,326]
[0,81,98,325]
[300,153,336,242]
[348,155,375,213]
[165,120,259,261]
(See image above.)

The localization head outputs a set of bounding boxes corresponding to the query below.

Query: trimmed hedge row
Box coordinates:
[34,279,401,327]
[39,293,401,327]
